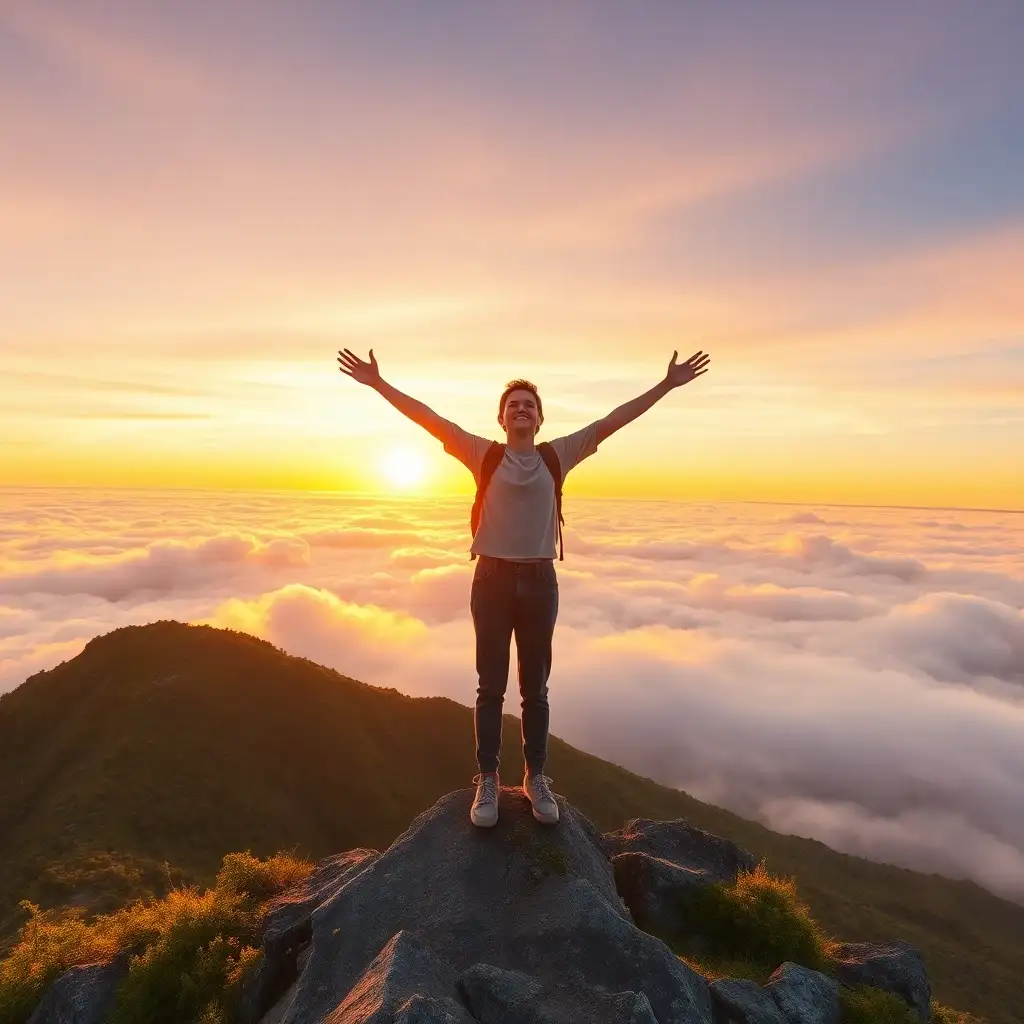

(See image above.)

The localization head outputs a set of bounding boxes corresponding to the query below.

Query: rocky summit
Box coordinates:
[252,784,714,1024]
[31,784,931,1024]
[235,785,927,1024]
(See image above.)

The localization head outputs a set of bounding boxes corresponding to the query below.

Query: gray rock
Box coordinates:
[329,930,475,1023]
[460,965,659,1024]
[27,954,129,1024]
[602,990,661,1024]
[604,817,757,884]
[393,993,475,1023]
[241,848,378,1023]
[279,787,714,1024]
[832,940,931,1019]
[612,850,712,937]
[765,962,840,1024]
[710,977,786,1024]
[264,848,379,957]
[260,945,313,1024]
[458,964,550,1024]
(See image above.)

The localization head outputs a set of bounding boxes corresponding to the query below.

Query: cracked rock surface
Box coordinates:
[267,786,714,1024]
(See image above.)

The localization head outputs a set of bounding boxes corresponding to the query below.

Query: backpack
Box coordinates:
[470,442,565,561]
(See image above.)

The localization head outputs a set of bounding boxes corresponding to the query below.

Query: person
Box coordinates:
[337,347,710,828]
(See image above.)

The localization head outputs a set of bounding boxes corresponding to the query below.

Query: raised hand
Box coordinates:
[337,348,382,388]
[665,350,710,389]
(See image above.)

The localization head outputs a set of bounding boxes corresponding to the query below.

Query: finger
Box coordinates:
[670,350,678,364]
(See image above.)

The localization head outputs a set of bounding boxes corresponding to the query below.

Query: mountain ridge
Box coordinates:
[0,621,1019,1022]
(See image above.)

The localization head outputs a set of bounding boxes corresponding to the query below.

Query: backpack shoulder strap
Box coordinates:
[536,442,564,561]
[469,442,505,559]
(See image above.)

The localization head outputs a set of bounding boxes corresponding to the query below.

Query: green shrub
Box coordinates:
[839,984,918,1023]
[107,887,255,1024]
[683,863,830,974]
[214,851,311,904]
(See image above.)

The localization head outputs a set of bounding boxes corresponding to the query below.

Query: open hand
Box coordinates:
[665,350,710,388]
[338,348,382,388]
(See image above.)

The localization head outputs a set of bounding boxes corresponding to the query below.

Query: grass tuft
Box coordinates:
[681,862,831,974]
[932,1004,988,1024]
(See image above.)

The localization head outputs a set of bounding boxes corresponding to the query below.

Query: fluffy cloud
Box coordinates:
[0,532,310,601]
[2,488,1024,903]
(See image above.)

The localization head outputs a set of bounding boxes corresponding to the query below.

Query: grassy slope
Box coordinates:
[0,621,1019,1023]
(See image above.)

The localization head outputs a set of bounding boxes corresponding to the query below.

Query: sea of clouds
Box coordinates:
[2,486,1023,903]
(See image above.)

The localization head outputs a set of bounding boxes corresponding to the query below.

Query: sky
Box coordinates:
[2,488,1023,903]
[2,1,1023,507]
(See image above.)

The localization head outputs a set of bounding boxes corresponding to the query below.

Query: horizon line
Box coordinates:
[0,484,1020,516]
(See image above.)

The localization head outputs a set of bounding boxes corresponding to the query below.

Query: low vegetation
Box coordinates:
[0,852,311,1024]
[683,862,831,974]
[0,848,988,1024]
[670,863,986,1024]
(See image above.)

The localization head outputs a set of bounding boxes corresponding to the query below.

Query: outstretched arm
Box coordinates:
[337,348,449,441]
[595,350,710,444]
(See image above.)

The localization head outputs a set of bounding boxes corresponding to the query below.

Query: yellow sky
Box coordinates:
[2,4,1022,509]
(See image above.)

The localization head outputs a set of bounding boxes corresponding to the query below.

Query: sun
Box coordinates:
[382,447,427,489]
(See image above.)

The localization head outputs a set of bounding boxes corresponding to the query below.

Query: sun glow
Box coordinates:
[382,447,427,489]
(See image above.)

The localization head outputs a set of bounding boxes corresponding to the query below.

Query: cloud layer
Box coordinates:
[3,486,1023,903]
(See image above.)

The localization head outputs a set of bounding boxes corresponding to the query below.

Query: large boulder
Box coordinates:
[458,963,659,1024]
[27,954,129,1024]
[709,977,787,1024]
[612,851,713,938]
[831,940,931,1020]
[604,818,758,883]
[277,786,715,1023]
[330,930,474,1023]
[241,848,379,1023]
[765,962,840,1024]
[605,817,757,944]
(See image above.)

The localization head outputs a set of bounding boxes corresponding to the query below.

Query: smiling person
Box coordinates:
[337,347,710,828]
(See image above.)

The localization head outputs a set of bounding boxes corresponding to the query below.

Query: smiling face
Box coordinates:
[499,387,543,437]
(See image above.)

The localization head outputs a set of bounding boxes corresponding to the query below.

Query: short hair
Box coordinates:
[498,379,544,434]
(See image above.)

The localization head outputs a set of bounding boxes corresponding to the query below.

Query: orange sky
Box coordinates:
[2,3,1022,509]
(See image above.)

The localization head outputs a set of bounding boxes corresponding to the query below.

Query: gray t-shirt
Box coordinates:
[439,419,600,560]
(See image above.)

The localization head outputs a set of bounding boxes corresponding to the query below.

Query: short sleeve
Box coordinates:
[436,419,495,480]
[548,421,599,476]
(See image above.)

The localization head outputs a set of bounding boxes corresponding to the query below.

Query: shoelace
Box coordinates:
[472,773,498,804]
[527,773,555,802]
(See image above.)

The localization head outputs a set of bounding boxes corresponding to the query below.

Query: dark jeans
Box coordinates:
[470,554,559,777]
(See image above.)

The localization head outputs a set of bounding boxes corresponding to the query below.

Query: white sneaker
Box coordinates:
[471,772,499,827]
[523,772,559,824]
